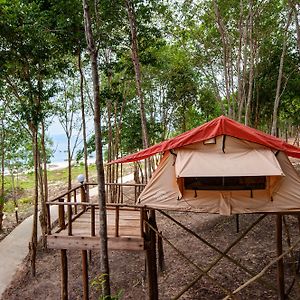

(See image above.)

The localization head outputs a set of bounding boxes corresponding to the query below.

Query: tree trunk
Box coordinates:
[67,135,72,190]
[0,119,4,232]
[125,0,151,181]
[78,51,89,183]
[289,0,300,54]
[213,0,233,117]
[244,0,254,126]
[29,126,39,277]
[82,0,111,297]
[271,10,293,136]
[39,122,48,248]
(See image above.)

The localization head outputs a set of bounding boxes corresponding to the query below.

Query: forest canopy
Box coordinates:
[0,0,299,163]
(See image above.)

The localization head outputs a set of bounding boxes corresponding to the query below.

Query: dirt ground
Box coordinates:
[2,161,300,299]
[2,211,300,299]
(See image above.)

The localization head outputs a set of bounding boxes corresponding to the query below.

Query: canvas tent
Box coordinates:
[112,116,300,215]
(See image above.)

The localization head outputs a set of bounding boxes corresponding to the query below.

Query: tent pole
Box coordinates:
[276,214,285,299]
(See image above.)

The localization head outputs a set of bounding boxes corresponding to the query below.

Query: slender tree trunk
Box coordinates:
[0,120,4,232]
[82,0,111,296]
[289,0,300,54]
[67,135,72,190]
[29,126,39,277]
[213,0,233,117]
[245,0,254,126]
[125,0,151,181]
[78,51,89,183]
[125,0,149,149]
[37,148,47,249]
[236,0,244,122]
[39,122,48,248]
[10,170,19,224]
[271,10,293,136]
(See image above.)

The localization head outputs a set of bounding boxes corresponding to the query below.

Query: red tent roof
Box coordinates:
[111,115,300,163]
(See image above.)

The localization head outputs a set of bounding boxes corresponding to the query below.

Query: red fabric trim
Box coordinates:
[111,116,300,163]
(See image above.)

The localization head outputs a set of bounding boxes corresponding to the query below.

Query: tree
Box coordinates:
[82,0,111,296]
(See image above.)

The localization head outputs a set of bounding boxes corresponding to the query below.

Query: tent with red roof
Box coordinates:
[113,116,300,215]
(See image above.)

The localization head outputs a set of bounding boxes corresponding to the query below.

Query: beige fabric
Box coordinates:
[175,136,284,177]
[139,136,300,215]
[138,152,190,210]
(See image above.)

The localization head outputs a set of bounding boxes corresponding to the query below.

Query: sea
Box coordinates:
[50,133,94,164]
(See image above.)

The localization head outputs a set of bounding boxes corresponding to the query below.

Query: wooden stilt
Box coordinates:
[276,214,285,300]
[157,232,165,272]
[61,249,68,300]
[82,250,89,300]
[236,214,240,233]
[146,210,158,300]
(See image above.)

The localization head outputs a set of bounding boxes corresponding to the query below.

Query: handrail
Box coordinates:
[86,182,146,187]
[49,182,146,203]
[50,185,82,202]
[46,181,147,238]
[46,201,145,210]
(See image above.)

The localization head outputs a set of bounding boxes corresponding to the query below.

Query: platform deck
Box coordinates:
[47,207,145,251]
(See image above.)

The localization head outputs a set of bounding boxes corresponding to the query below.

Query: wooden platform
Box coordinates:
[47,207,145,251]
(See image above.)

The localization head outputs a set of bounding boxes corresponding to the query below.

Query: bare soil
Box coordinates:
[2,162,300,299]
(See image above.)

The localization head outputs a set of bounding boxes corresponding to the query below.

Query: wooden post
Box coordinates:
[276,214,285,300]
[74,190,77,214]
[82,250,89,300]
[236,214,240,233]
[146,210,158,300]
[91,205,96,236]
[157,232,165,272]
[67,193,72,236]
[46,203,51,234]
[80,184,86,212]
[58,198,65,229]
[115,206,119,237]
[61,249,68,300]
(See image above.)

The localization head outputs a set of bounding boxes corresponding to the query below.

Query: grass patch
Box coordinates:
[4,196,33,214]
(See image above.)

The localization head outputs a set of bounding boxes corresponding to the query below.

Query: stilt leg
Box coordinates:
[82,250,89,300]
[146,210,158,300]
[276,214,285,299]
[157,232,165,272]
[61,249,68,300]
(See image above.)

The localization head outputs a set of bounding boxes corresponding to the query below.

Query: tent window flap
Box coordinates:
[184,176,267,191]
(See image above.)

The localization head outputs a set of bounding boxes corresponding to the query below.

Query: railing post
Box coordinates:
[80,183,86,211]
[121,185,124,203]
[58,198,65,229]
[91,205,96,236]
[115,206,119,237]
[67,193,72,236]
[74,190,77,214]
[46,203,51,234]
[140,207,145,237]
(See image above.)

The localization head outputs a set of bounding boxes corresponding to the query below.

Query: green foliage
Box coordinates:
[91,274,123,300]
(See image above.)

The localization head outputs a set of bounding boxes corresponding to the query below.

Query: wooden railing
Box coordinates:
[46,182,146,238]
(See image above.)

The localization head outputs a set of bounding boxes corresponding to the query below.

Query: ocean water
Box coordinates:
[50,133,85,163]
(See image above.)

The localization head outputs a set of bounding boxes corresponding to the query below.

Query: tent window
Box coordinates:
[184,176,266,191]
